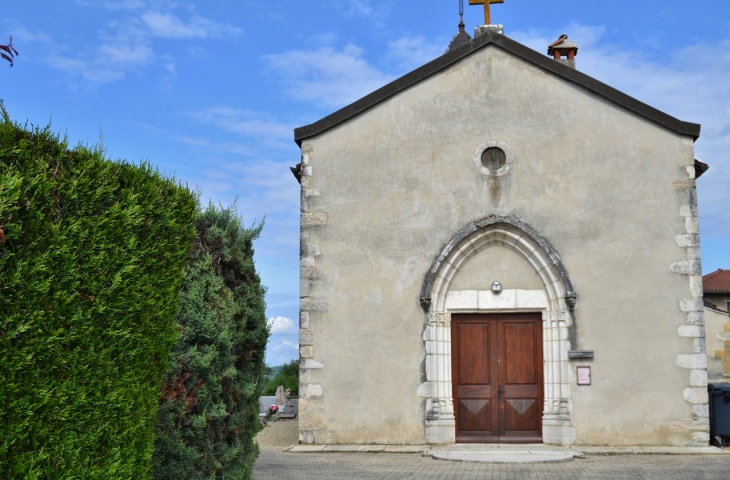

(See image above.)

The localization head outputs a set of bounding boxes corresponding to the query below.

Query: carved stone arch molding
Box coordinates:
[418,215,578,446]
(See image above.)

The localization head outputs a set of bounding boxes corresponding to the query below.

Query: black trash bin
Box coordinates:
[708,383,730,446]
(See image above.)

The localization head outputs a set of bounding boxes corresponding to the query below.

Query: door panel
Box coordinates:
[458,398,493,432]
[458,324,491,385]
[503,323,536,385]
[498,319,542,440]
[452,313,543,443]
[452,317,498,442]
[503,398,541,437]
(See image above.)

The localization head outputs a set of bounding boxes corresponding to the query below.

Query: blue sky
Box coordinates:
[2,0,728,366]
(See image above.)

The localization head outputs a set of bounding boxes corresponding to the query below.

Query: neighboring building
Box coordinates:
[292,26,711,447]
[703,269,730,312]
[705,304,730,382]
[704,269,730,382]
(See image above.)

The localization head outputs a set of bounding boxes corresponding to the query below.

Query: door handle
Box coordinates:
[498,386,505,396]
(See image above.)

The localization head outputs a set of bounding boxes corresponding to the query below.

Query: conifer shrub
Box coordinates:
[0,110,197,478]
[152,203,268,480]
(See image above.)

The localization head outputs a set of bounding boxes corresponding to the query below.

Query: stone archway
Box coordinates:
[418,215,577,445]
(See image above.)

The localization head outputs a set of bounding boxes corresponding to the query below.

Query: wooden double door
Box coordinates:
[451,313,543,443]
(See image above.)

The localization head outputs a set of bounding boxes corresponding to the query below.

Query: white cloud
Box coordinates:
[162,60,176,76]
[263,35,444,110]
[178,155,300,264]
[141,13,241,39]
[341,0,374,17]
[386,35,446,71]
[42,20,154,85]
[174,135,256,156]
[187,46,207,56]
[332,0,391,21]
[98,43,154,65]
[132,122,260,157]
[45,56,128,83]
[72,0,147,9]
[267,337,299,365]
[132,115,301,238]
[268,316,297,335]
[264,44,395,108]
[208,158,301,222]
[0,21,53,44]
[186,107,293,143]
[273,339,299,352]
[39,3,241,86]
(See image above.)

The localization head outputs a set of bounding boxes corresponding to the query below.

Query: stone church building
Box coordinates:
[291,25,710,446]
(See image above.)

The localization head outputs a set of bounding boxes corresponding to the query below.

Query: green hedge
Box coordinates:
[152,204,268,479]
[0,110,197,478]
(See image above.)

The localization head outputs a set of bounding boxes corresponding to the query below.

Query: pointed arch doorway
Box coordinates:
[420,215,577,445]
[452,312,543,443]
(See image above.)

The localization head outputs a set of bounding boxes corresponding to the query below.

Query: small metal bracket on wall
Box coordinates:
[568,350,594,360]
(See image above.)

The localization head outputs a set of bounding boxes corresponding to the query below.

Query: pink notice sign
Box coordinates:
[577,366,591,385]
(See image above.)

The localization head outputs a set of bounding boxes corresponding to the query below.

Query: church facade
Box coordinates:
[292,29,709,446]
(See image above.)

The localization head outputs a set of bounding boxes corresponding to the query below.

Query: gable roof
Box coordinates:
[704,269,730,293]
[293,29,701,146]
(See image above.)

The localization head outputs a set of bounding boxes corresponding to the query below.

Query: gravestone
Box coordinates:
[275,386,286,406]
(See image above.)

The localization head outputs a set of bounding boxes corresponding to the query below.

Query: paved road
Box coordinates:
[253,450,730,479]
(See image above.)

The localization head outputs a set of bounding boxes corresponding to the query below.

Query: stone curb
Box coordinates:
[431,452,576,464]
[284,445,729,457]
[577,446,728,456]
[285,445,429,454]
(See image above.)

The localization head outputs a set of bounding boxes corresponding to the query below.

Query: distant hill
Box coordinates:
[266,365,283,381]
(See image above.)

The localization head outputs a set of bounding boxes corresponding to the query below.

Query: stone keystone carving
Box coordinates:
[420,296,432,310]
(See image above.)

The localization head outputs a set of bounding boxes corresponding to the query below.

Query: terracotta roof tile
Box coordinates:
[703,269,730,293]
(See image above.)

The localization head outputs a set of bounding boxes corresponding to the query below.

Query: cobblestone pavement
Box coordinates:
[253,450,730,480]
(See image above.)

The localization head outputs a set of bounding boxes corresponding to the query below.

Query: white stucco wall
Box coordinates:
[297,44,703,446]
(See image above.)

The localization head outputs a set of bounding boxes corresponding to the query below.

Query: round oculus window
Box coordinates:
[473,140,514,177]
[481,147,506,172]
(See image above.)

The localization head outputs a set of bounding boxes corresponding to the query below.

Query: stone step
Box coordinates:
[432,451,576,463]
[429,444,582,463]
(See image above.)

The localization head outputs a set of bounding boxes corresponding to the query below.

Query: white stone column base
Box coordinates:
[426,418,456,445]
[542,421,576,446]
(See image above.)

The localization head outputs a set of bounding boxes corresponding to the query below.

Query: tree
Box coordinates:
[0,109,197,478]
[153,203,269,480]
[263,360,299,396]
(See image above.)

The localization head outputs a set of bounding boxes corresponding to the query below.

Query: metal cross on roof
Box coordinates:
[469,0,504,25]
